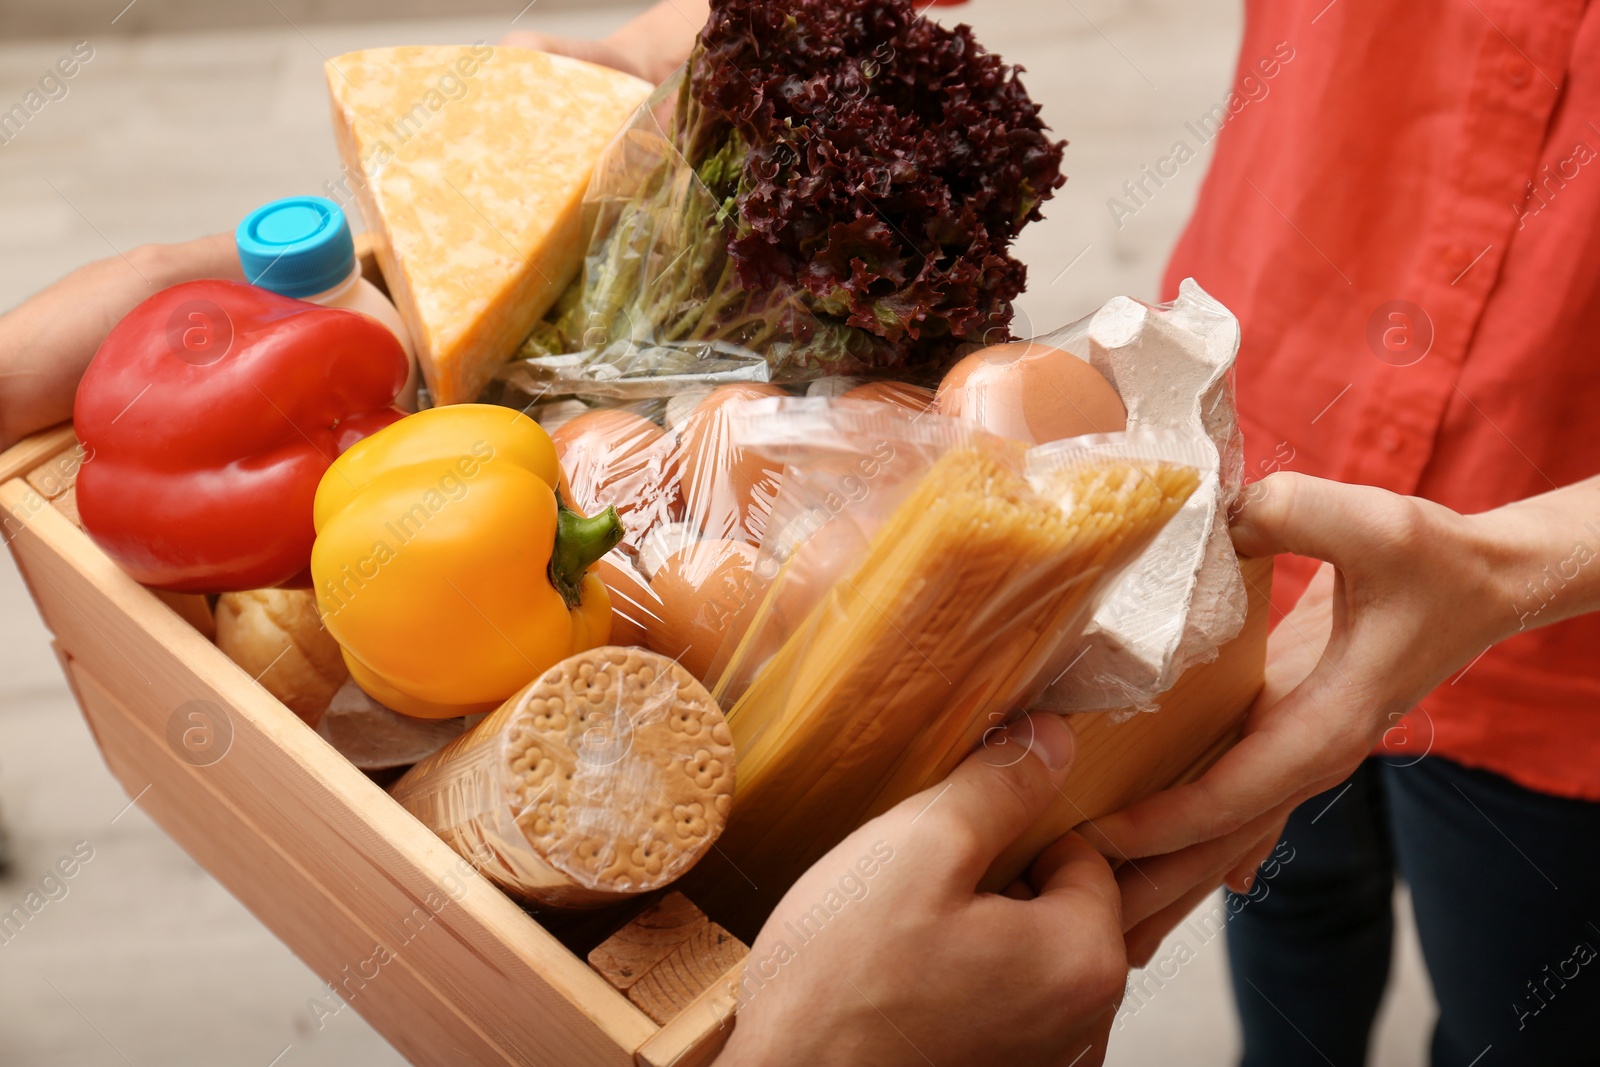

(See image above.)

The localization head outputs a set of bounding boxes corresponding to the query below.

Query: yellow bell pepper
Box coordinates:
[311,404,621,719]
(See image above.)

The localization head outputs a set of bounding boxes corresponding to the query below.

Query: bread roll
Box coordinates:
[214,589,347,726]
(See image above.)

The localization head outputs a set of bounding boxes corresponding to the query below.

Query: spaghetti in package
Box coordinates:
[689,403,1208,903]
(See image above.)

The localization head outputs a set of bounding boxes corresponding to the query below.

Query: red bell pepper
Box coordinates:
[75,279,408,593]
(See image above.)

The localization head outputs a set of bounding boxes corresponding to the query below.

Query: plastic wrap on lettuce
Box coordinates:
[504,0,1065,396]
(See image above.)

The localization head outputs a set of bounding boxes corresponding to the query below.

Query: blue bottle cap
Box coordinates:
[236,196,357,299]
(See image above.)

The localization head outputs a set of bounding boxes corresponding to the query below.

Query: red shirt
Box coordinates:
[1164,0,1600,800]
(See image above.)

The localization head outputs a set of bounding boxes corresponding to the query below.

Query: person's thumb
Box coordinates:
[1231,471,1401,565]
[900,713,1077,884]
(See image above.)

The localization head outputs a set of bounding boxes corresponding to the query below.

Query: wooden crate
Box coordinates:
[0,411,1269,1065]
[0,432,733,1067]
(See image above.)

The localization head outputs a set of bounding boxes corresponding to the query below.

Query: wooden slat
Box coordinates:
[1,477,660,1066]
[19,433,87,533]
[65,658,521,1067]
[50,483,80,527]
[634,961,743,1067]
[589,893,710,993]
[23,438,83,499]
[626,924,747,1026]
[15,437,219,642]
[151,589,217,641]
[51,641,105,756]
[0,423,75,482]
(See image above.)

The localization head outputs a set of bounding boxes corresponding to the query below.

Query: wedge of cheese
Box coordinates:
[326,46,651,405]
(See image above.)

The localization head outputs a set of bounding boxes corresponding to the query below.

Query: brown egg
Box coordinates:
[675,383,787,544]
[552,408,680,548]
[746,519,868,665]
[637,522,703,582]
[935,342,1127,444]
[646,539,760,682]
[841,381,936,412]
[596,554,658,649]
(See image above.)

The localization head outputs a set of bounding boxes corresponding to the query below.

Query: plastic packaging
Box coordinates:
[388,646,736,909]
[1026,281,1247,713]
[484,271,1246,907]
[496,297,1243,701]
[498,72,943,394]
[237,196,421,410]
[682,404,1205,904]
[474,375,1200,905]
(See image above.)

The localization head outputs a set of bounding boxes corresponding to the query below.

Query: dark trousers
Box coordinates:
[1226,756,1600,1067]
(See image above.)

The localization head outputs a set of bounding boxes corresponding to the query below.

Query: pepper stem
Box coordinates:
[549,492,625,610]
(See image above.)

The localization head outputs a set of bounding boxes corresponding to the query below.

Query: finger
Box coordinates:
[1000,877,1035,901]
[909,713,1077,881]
[1224,822,1286,894]
[1028,833,1127,984]
[1030,831,1120,908]
[1254,563,1337,709]
[500,30,555,49]
[499,32,635,77]
[1230,471,1404,564]
[1113,800,1295,932]
[1124,879,1220,967]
